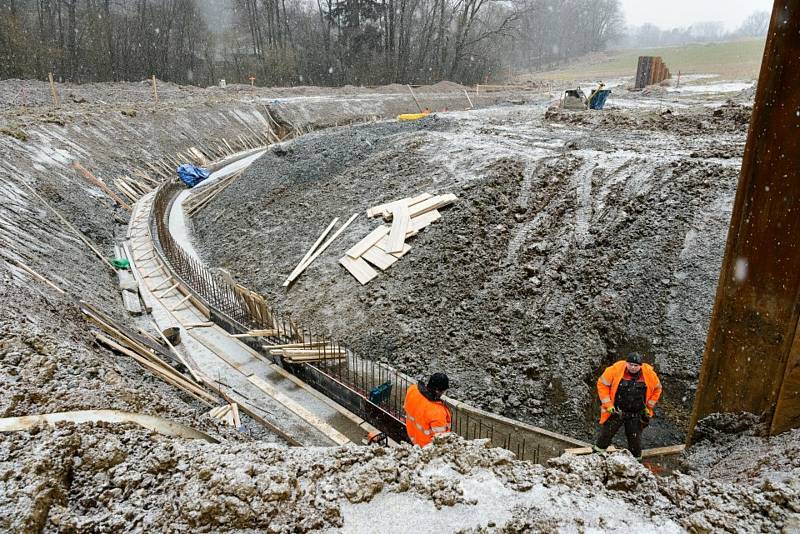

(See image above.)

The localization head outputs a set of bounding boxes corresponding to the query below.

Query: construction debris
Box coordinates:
[207,403,241,428]
[339,193,456,285]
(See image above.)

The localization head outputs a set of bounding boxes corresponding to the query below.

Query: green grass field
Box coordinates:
[524,38,766,82]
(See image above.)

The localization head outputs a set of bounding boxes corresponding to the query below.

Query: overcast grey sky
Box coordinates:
[620,0,775,30]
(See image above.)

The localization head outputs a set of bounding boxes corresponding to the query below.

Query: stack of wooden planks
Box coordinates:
[268,344,347,363]
[207,402,241,428]
[339,192,457,285]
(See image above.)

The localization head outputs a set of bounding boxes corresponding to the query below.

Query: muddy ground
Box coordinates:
[195,88,749,446]
[3,424,798,533]
[3,77,798,532]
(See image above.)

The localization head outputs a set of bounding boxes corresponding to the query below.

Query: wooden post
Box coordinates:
[151,75,158,104]
[676,71,681,88]
[48,72,60,107]
[688,0,800,440]
[464,89,474,109]
[406,84,423,113]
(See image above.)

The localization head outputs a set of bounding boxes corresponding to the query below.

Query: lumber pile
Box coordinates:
[338,192,456,285]
[207,402,241,428]
[80,301,217,406]
[268,345,346,363]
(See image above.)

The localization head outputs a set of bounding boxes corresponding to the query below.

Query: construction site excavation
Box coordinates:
[2,1,800,532]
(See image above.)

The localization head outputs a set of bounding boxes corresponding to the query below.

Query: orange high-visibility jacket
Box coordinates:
[597,360,662,423]
[403,384,452,447]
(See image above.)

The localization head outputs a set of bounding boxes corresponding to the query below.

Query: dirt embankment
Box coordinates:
[195,97,749,445]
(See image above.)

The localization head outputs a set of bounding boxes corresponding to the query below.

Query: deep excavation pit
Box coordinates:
[2,79,799,532]
[194,91,748,447]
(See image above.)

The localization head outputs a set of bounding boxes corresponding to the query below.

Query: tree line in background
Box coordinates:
[0,0,768,88]
[619,11,771,49]
[0,0,625,86]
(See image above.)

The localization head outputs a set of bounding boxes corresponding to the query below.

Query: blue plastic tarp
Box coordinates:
[589,89,611,110]
[177,164,210,187]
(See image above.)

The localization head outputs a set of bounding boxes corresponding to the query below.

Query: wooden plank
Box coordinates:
[386,204,410,253]
[345,225,390,259]
[122,242,152,313]
[229,329,279,338]
[375,237,412,258]
[339,256,378,285]
[263,342,329,350]
[367,193,432,219]
[281,348,347,357]
[169,294,192,312]
[410,209,441,232]
[248,375,350,445]
[284,214,359,286]
[8,258,66,294]
[283,217,339,286]
[118,270,138,292]
[231,402,241,428]
[121,289,143,315]
[565,444,685,459]
[408,193,457,218]
[95,334,214,406]
[73,162,132,211]
[361,245,401,271]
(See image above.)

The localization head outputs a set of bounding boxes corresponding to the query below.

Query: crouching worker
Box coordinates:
[403,372,452,447]
[594,353,662,460]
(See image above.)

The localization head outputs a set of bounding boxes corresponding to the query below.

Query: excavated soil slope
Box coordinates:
[195,92,750,445]
[2,79,798,532]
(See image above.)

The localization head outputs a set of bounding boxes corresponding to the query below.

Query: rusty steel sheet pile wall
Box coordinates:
[689,0,800,438]
[635,56,671,89]
[149,180,587,460]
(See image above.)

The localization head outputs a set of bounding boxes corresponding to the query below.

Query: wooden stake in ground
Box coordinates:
[464,89,473,109]
[48,72,60,107]
[407,84,423,113]
[151,75,159,104]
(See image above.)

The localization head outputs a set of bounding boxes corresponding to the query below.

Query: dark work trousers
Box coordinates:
[596,413,643,458]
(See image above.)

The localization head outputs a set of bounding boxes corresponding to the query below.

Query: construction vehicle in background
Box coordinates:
[559,82,610,111]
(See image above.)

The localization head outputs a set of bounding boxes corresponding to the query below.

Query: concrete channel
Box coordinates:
[150,143,687,465]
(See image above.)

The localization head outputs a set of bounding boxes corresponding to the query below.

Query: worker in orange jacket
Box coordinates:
[593,353,662,460]
[403,373,452,447]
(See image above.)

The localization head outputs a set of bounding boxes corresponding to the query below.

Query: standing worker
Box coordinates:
[403,373,452,447]
[593,353,662,460]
